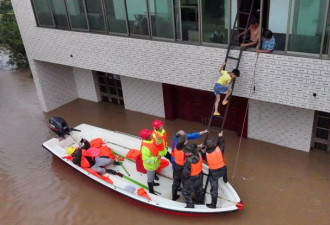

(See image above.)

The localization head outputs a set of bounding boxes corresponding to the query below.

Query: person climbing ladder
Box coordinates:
[213,62,240,116]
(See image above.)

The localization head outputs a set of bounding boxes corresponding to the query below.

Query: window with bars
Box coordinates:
[312,111,330,152]
[96,71,124,105]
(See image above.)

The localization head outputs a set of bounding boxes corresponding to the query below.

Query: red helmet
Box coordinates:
[152,119,164,129]
[139,129,152,140]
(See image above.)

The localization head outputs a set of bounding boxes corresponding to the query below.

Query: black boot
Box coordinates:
[153,181,160,186]
[172,190,180,201]
[206,197,217,209]
[148,182,155,194]
[154,174,159,181]
[185,203,194,208]
[194,195,205,205]
[165,152,172,163]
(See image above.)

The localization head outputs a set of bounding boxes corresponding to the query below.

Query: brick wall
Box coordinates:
[248,99,315,152]
[121,76,165,118]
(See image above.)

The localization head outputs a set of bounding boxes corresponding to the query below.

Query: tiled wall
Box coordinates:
[73,68,101,102]
[12,0,330,115]
[248,99,315,152]
[31,60,77,111]
[121,76,165,118]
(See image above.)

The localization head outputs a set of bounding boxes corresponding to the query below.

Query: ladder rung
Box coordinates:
[212,115,224,119]
[239,11,250,15]
[227,56,239,60]
[209,128,221,133]
[234,26,247,30]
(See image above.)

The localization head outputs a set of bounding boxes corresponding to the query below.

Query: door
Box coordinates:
[163,83,248,137]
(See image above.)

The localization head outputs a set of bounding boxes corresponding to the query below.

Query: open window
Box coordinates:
[236,0,287,51]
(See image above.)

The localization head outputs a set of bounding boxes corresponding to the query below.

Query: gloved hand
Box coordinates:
[113,161,122,165]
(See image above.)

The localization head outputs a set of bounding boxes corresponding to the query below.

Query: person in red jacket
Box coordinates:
[68,139,120,175]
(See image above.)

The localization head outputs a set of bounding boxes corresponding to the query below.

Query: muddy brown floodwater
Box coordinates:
[1,69,330,225]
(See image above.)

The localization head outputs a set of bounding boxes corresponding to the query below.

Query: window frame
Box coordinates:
[30,0,56,28]
[102,0,129,36]
[64,0,90,31]
[147,0,176,41]
[285,0,330,57]
[125,0,151,38]
[311,111,330,152]
[200,0,231,47]
[85,0,107,33]
[48,0,71,30]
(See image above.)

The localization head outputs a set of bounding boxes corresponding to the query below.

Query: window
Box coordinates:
[148,0,175,39]
[181,0,199,42]
[104,0,128,34]
[96,72,124,105]
[66,0,88,30]
[323,3,330,55]
[202,0,229,45]
[31,0,54,27]
[126,0,149,36]
[173,0,181,40]
[85,0,106,32]
[49,0,69,29]
[312,111,330,152]
[268,0,289,51]
[288,0,329,54]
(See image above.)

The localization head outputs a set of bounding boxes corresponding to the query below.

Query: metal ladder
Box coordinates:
[203,0,257,198]
[205,0,256,135]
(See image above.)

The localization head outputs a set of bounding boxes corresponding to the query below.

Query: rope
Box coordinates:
[231,53,259,182]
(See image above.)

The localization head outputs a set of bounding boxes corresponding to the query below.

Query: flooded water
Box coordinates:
[0,69,330,225]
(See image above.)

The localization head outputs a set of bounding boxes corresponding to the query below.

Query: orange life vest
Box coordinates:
[206,146,225,170]
[141,139,158,157]
[174,147,186,166]
[190,155,203,176]
[152,130,167,151]
[80,149,94,168]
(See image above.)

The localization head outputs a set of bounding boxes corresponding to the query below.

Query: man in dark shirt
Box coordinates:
[200,131,227,208]
[181,144,204,208]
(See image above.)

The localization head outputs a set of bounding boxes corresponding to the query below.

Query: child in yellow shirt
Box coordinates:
[213,63,240,116]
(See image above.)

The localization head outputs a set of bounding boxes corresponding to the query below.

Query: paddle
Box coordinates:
[106,169,161,195]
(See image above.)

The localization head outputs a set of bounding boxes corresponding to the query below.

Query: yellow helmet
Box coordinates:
[66,146,76,156]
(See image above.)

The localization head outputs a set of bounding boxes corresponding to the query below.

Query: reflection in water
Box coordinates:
[0,69,330,225]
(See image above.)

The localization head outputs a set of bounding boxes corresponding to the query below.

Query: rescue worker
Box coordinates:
[201,131,227,208]
[67,138,120,175]
[181,143,204,208]
[140,129,161,194]
[172,135,187,200]
[172,129,209,151]
[151,119,172,162]
[171,129,208,201]
[151,119,171,182]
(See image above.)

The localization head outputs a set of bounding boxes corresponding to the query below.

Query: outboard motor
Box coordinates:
[49,117,71,138]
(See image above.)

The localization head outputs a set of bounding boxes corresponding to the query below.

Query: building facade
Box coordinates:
[11,0,330,152]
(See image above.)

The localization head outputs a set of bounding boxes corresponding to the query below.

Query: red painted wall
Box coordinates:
[163,84,248,137]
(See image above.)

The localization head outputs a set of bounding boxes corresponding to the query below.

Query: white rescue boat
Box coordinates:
[43,124,243,214]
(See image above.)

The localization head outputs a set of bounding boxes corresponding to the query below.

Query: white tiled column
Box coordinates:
[73,68,101,102]
[31,60,78,112]
[121,76,165,118]
[248,99,315,152]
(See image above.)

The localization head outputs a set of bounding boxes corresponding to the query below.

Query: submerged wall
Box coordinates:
[248,99,315,152]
